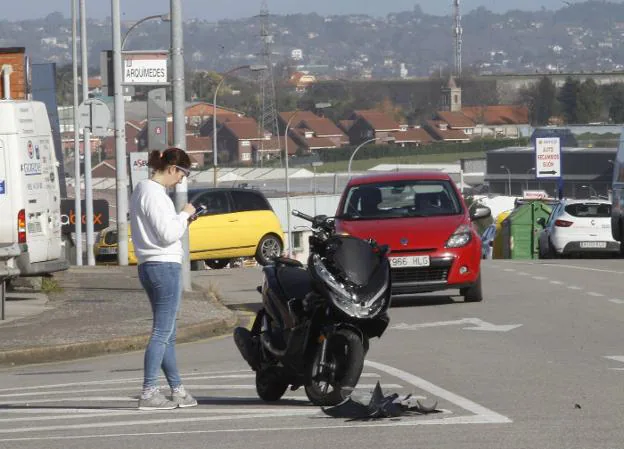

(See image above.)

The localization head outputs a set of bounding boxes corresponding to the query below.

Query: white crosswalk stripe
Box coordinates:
[0,362,510,441]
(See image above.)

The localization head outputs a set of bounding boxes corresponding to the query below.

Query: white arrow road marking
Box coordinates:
[392,318,522,332]
[604,356,624,370]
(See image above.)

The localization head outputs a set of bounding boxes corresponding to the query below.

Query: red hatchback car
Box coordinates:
[335,171,491,302]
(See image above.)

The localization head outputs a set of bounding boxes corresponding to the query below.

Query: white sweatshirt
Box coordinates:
[129,179,190,264]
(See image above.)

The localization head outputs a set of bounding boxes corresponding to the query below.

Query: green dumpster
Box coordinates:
[501,201,552,259]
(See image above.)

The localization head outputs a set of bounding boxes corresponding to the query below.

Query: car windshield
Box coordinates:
[565,203,611,218]
[340,180,462,220]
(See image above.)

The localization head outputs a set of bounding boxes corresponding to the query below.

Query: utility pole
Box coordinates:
[257,0,279,164]
[171,0,191,291]
[112,0,129,266]
[71,0,82,265]
[453,0,463,79]
[80,0,95,266]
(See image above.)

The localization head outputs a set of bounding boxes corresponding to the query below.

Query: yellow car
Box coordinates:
[95,188,285,268]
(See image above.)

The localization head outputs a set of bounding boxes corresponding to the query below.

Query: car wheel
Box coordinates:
[255,234,282,266]
[461,275,483,303]
[206,259,230,270]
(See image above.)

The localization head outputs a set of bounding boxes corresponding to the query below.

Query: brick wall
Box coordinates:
[0,47,27,100]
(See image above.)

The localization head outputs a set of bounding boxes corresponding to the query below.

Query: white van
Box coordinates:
[0,100,68,276]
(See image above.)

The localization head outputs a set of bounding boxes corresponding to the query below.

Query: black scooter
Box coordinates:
[234,210,391,406]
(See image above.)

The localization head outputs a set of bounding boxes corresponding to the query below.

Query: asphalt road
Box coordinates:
[1,259,624,448]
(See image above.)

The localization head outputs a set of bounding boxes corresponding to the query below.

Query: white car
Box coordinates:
[537,199,620,258]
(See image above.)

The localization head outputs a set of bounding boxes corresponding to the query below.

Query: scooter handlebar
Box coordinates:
[292,209,314,222]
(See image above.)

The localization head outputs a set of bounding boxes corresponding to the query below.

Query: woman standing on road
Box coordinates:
[130,147,198,411]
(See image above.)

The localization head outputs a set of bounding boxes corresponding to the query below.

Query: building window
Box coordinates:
[293,231,303,249]
[241,152,251,161]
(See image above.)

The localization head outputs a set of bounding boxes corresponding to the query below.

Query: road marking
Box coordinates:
[604,356,624,370]
[0,361,511,442]
[517,272,529,276]
[366,360,511,424]
[567,286,582,290]
[392,318,522,332]
[609,299,624,304]
[539,263,624,274]
[503,268,516,272]
[587,292,604,297]
[532,276,547,280]
[549,280,563,285]
[0,383,402,400]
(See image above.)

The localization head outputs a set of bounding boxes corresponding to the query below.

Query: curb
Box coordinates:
[0,285,239,367]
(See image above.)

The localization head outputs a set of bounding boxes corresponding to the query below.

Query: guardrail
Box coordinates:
[0,243,21,321]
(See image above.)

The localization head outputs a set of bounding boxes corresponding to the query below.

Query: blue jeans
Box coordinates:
[138,262,183,391]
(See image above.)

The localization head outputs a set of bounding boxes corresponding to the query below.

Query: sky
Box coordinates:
[3,0,610,22]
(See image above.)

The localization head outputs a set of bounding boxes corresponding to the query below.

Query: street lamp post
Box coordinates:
[348,137,388,177]
[501,165,511,196]
[284,105,330,257]
[71,0,82,266]
[212,64,266,187]
[121,13,171,50]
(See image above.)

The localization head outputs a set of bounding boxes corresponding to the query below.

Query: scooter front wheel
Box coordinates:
[304,328,365,406]
[256,367,289,402]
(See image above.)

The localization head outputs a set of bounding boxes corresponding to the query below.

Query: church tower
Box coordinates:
[440,77,462,112]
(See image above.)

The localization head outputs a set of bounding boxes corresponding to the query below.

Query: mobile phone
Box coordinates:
[189,204,207,221]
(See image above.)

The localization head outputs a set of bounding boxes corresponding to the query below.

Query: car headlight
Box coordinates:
[311,254,387,319]
[446,224,473,248]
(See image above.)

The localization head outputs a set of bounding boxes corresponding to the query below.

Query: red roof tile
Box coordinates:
[435,111,475,129]
[390,128,434,144]
[279,110,320,125]
[223,121,265,140]
[298,118,346,137]
[425,120,470,141]
[353,110,400,131]
[461,105,529,126]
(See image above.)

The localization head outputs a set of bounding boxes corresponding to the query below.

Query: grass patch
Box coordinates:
[41,277,62,293]
[316,150,487,173]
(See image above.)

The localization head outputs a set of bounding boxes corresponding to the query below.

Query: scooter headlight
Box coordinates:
[311,254,388,319]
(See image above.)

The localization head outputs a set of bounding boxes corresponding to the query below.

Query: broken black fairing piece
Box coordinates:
[322,381,440,420]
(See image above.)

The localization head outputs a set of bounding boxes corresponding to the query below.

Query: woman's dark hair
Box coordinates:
[147,147,191,172]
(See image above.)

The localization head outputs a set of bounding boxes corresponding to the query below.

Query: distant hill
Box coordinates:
[1,1,623,78]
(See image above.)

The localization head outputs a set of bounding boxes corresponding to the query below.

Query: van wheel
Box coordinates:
[255,234,282,266]
[206,259,230,270]
[461,275,483,302]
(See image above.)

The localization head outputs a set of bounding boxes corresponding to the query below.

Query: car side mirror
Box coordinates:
[537,217,546,227]
[470,206,491,221]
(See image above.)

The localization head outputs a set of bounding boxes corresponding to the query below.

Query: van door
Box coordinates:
[40,136,63,260]
[20,136,49,263]
[0,138,13,244]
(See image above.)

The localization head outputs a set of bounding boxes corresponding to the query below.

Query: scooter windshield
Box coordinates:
[326,235,380,288]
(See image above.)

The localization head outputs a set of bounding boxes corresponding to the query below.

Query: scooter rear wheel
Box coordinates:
[304,328,365,406]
